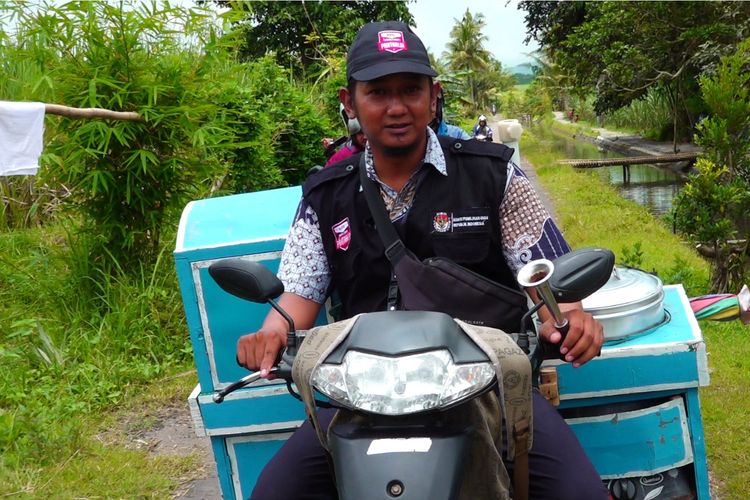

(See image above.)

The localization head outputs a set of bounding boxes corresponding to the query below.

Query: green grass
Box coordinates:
[700,322,750,496]
[563,89,672,140]
[0,223,196,496]
[0,369,202,497]
[523,122,750,499]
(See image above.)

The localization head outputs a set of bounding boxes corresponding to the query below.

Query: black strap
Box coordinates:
[358,155,407,264]
[357,155,407,311]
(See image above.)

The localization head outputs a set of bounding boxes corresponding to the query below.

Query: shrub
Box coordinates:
[671,38,750,292]
[1,2,251,271]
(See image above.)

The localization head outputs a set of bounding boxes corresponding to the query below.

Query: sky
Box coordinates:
[409,0,539,70]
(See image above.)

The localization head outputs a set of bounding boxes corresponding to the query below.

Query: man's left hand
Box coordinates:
[539,308,603,368]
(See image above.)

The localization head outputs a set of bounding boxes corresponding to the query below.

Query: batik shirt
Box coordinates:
[279,128,570,304]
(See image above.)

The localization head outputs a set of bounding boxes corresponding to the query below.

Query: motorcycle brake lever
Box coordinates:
[213,367,279,403]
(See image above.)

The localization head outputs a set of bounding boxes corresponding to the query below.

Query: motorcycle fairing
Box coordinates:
[324,310,491,364]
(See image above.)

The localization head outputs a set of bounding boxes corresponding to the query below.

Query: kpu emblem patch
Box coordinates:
[432,208,490,234]
[332,218,351,251]
[378,30,408,53]
[433,212,452,233]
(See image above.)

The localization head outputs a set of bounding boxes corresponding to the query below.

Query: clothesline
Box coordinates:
[44,103,142,122]
[1,101,144,176]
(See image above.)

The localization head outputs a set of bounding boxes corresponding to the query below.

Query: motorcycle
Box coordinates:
[474,132,492,142]
[206,248,614,500]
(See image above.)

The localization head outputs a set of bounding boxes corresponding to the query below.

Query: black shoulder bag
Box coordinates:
[358,157,528,332]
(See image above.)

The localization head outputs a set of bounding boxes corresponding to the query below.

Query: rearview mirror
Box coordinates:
[208,259,284,304]
[549,248,615,302]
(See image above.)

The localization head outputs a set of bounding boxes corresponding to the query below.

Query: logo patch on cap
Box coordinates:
[332,217,352,251]
[377,30,408,54]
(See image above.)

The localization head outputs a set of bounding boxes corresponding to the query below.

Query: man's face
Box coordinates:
[341,73,437,157]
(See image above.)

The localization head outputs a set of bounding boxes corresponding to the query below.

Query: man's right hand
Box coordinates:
[237,329,286,378]
[236,328,286,377]
[235,292,323,378]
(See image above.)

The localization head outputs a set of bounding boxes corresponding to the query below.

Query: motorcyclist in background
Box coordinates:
[473,114,493,142]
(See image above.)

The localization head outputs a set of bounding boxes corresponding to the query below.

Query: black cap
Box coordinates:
[347,21,437,81]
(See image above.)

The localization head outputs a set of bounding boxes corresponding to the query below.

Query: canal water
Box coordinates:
[529,125,685,216]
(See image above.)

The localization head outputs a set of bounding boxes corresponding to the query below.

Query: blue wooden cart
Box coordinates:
[174,186,711,499]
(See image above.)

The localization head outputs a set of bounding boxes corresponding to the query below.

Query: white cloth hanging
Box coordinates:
[0,100,45,176]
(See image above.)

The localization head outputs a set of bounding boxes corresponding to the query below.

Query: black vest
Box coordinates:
[303,136,522,321]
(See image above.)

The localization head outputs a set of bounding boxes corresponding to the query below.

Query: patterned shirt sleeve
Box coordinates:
[500,162,570,274]
[277,198,331,303]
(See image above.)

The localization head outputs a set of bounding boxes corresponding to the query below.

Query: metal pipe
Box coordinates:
[517,259,568,330]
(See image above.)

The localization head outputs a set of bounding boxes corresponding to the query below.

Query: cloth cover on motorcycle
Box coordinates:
[292,314,533,500]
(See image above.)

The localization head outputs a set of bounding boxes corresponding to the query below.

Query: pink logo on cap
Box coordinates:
[332,218,352,251]
[377,30,408,54]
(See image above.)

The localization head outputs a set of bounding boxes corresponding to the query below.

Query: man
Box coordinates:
[432,86,471,139]
[325,114,367,166]
[323,104,367,165]
[238,21,608,500]
[473,114,493,141]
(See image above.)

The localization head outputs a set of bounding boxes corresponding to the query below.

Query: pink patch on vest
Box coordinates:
[332,218,351,251]
[378,30,408,54]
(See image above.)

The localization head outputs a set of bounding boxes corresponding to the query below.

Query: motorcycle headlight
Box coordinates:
[311,349,495,415]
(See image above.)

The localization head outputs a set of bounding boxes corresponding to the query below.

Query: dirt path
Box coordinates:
[156,405,219,499]
[128,399,221,499]
[489,117,558,220]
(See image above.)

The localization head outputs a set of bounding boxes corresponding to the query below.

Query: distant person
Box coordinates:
[472,114,493,142]
[324,104,367,167]
[430,86,471,139]
[491,103,497,115]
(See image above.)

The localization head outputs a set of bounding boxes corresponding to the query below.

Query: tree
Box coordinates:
[214,1,413,78]
[696,38,750,183]
[519,1,750,150]
[523,49,577,112]
[672,39,750,292]
[1,1,242,272]
[444,9,490,109]
[443,9,513,113]
[519,1,587,51]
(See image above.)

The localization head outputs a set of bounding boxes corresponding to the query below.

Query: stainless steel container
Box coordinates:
[582,267,666,341]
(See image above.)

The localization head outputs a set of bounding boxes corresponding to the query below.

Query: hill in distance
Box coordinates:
[507,62,535,75]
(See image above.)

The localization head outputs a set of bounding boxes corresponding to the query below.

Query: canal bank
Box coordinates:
[492,116,689,217]
[551,111,702,172]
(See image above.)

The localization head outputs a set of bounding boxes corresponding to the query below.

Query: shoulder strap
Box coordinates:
[358,155,407,264]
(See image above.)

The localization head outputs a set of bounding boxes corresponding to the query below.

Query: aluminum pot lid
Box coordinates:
[582,267,664,313]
